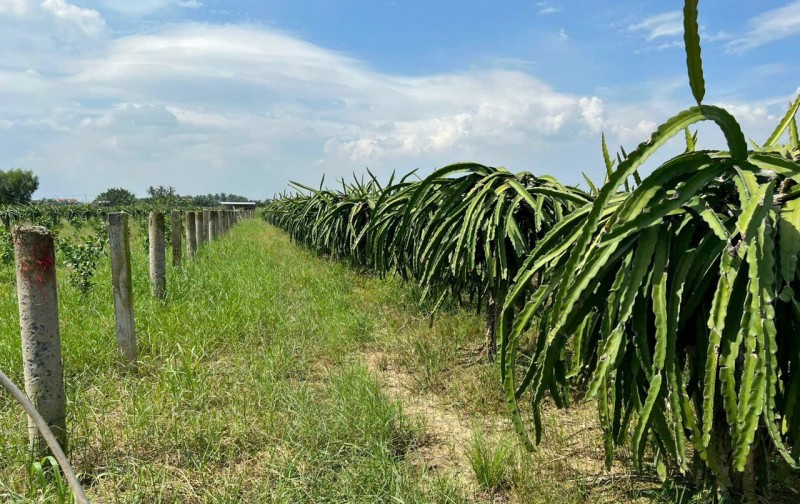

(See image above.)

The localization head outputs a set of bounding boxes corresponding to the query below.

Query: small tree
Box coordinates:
[0,169,39,204]
[146,185,180,208]
[94,187,138,206]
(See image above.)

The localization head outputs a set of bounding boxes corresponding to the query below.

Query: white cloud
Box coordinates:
[611,119,658,144]
[705,30,732,42]
[628,11,682,41]
[727,1,800,52]
[1,22,621,197]
[97,0,203,16]
[0,19,791,199]
[42,0,106,38]
[535,1,559,14]
[627,11,729,53]
[579,96,605,133]
[0,0,107,44]
[0,0,29,16]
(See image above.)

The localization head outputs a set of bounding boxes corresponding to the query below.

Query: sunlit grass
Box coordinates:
[0,220,470,502]
[0,220,713,503]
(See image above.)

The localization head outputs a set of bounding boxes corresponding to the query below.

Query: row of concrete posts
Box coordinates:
[10,208,256,459]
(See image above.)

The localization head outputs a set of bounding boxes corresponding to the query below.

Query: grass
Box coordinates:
[0,219,710,502]
[465,427,513,492]
[0,221,465,502]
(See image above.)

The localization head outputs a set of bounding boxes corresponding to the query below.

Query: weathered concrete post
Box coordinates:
[208,210,218,242]
[108,213,137,364]
[170,210,182,268]
[202,209,211,244]
[196,210,206,248]
[13,226,67,454]
[149,212,166,299]
[185,211,197,258]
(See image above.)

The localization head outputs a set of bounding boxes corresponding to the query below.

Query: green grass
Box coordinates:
[1,220,714,503]
[465,427,513,492]
[0,221,470,502]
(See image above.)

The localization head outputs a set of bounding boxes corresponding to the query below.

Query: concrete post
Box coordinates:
[208,210,218,242]
[108,213,137,364]
[185,211,197,258]
[170,210,182,268]
[13,226,67,454]
[149,212,166,299]
[196,210,205,248]
[202,209,211,243]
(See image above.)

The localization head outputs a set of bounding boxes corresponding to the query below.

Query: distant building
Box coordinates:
[220,201,257,210]
[44,198,81,205]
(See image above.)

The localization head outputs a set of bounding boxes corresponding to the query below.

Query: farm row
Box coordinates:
[1,208,254,501]
[259,4,800,499]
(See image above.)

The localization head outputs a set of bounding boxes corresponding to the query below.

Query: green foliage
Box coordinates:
[399,164,589,305]
[1,222,477,502]
[260,3,800,499]
[498,3,800,500]
[191,192,252,207]
[0,169,39,205]
[28,456,70,503]
[683,0,704,105]
[57,234,107,295]
[466,427,514,491]
[94,187,138,206]
[264,165,590,356]
[145,185,180,208]
[0,228,13,267]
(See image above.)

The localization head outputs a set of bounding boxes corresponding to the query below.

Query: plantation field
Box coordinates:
[1,219,700,503]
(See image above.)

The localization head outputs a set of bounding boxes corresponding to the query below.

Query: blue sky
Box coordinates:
[1,0,799,200]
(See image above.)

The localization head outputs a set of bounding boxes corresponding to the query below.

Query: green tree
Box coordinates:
[190,193,252,207]
[0,168,39,204]
[191,194,219,207]
[94,187,138,206]
[146,185,181,207]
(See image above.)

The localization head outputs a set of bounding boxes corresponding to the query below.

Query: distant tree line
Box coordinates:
[1,167,260,208]
[94,185,258,207]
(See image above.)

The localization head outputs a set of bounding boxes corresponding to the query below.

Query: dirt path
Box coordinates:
[363,348,662,504]
[364,351,484,493]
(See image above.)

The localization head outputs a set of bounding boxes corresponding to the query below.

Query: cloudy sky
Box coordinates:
[1,0,799,200]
